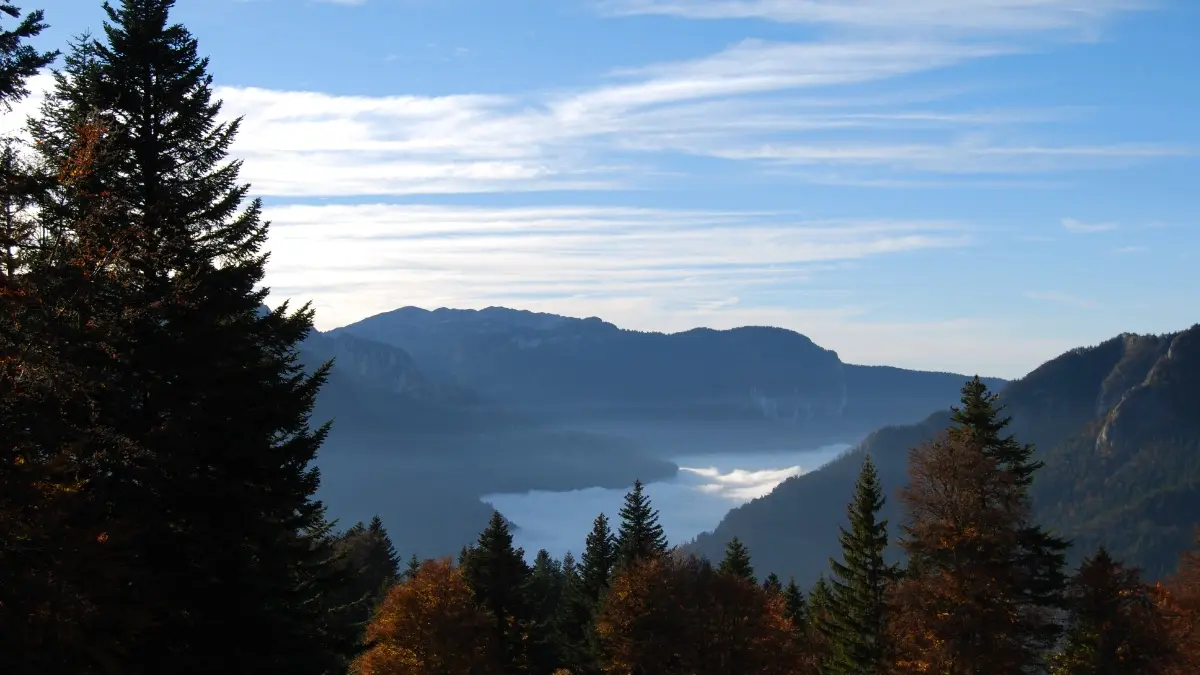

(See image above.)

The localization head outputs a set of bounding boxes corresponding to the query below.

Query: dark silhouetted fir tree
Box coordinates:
[556,550,603,675]
[955,376,1070,619]
[527,549,566,675]
[580,512,617,602]
[783,577,807,628]
[614,479,668,570]
[22,1,360,672]
[824,455,895,675]
[719,536,756,583]
[403,553,421,581]
[762,572,783,595]
[462,510,532,674]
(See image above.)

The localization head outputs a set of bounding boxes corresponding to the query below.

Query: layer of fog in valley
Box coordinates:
[483,443,852,562]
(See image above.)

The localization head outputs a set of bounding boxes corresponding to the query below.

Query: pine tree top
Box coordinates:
[718,536,756,584]
[615,479,668,568]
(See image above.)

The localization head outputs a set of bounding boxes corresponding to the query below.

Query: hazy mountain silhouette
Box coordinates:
[332,306,1006,453]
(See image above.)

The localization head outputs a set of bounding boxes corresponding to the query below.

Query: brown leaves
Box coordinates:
[1158,531,1200,674]
[353,558,501,675]
[56,120,107,188]
[888,433,1040,675]
[596,552,802,675]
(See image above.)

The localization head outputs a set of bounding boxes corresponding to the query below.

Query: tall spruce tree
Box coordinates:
[527,549,567,675]
[954,377,1069,651]
[783,577,807,628]
[955,376,1069,615]
[614,479,668,570]
[719,536,756,583]
[579,512,617,602]
[890,379,1066,675]
[462,510,532,674]
[21,2,360,673]
[364,515,401,593]
[557,550,603,675]
[824,455,894,675]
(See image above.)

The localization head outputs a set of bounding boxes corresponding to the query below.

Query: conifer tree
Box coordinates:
[20,2,360,672]
[527,549,567,675]
[614,479,668,570]
[762,572,783,595]
[0,5,56,108]
[333,515,401,623]
[1051,547,1174,675]
[809,575,838,674]
[365,515,401,592]
[462,510,532,674]
[580,512,617,602]
[404,553,421,581]
[783,577,807,628]
[556,551,602,675]
[889,379,1066,675]
[954,376,1070,618]
[719,536,756,583]
[824,455,895,675]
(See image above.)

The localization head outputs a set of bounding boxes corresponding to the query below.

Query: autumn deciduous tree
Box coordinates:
[888,380,1065,675]
[353,558,501,675]
[596,552,798,675]
[1160,531,1200,675]
[1051,547,1174,675]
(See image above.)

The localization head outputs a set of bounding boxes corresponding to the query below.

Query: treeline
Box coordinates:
[4,3,1200,675]
[363,379,1200,675]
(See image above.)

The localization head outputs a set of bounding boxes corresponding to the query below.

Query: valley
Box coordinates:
[303,305,1000,560]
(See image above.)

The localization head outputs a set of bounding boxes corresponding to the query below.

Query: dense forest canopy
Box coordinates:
[1,2,1198,675]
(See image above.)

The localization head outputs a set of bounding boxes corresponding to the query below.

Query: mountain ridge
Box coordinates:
[331,306,1006,444]
[689,323,1200,583]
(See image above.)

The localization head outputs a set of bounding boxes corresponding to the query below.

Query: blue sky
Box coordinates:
[23,0,1200,377]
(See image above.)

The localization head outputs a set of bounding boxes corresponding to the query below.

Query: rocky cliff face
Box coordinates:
[691,324,1200,583]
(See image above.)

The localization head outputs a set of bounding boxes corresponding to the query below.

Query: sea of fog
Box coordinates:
[482,443,852,562]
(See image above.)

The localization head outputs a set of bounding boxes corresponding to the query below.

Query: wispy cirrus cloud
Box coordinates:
[202,33,1187,197]
[599,0,1153,36]
[263,203,969,326]
[263,202,1082,376]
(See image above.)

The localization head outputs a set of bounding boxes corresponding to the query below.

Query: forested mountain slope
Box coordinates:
[692,325,1200,582]
[334,306,1006,445]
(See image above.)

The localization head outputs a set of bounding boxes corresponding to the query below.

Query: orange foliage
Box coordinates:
[1159,532,1200,675]
[886,434,1035,675]
[596,552,802,675]
[352,557,501,675]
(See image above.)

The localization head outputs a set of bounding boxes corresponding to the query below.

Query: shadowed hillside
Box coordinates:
[692,325,1200,583]
[333,306,1006,448]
